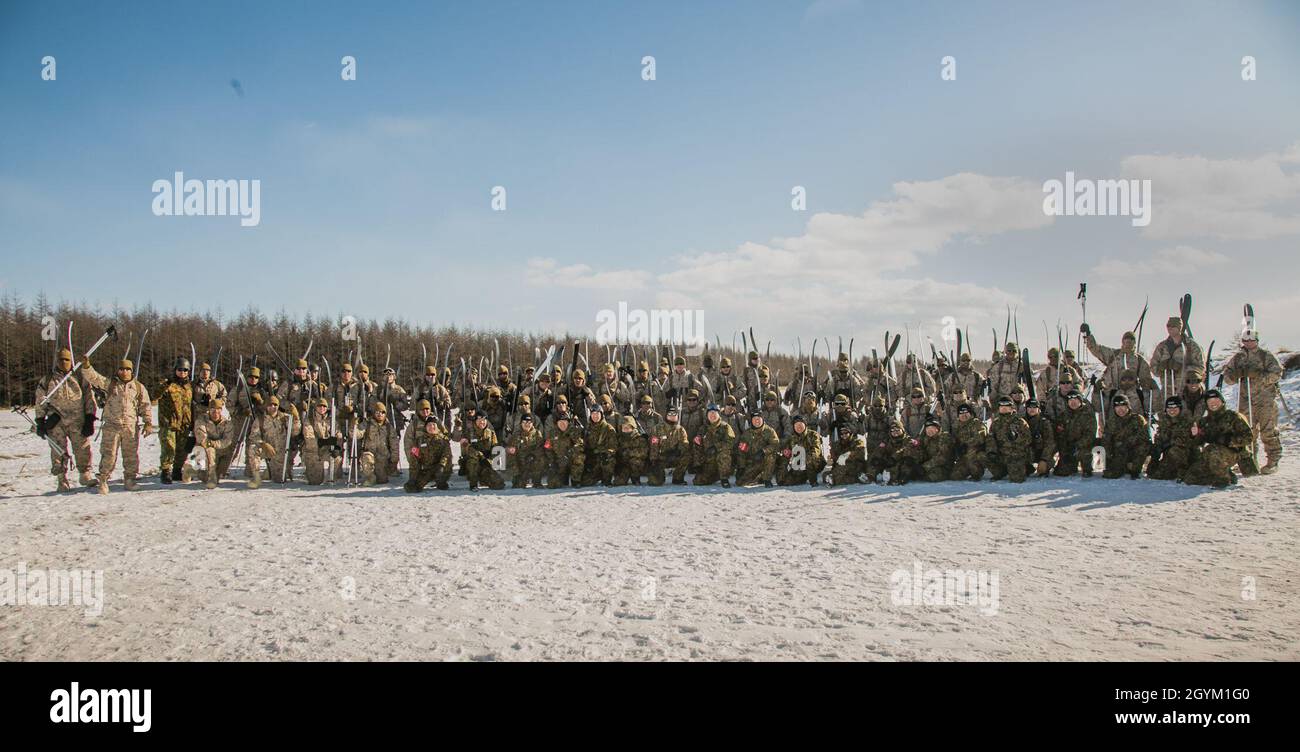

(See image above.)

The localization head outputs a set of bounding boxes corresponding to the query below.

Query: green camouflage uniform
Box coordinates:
[987,412,1032,482]
[1183,406,1254,488]
[544,421,586,488]
[735,419,780,486]
[647,417,689,486]
[692,418,735,485]
[1102,410,1151,479]
[404,423,453,491]
[949,416,989,481]
[613,418,648,485]
[1024,412,1057,476]
[918,429,954,482]
[776,425,826,486]
[461,422,504,489]
[507,421,546,488]
[582,416,618,486]
[157,376,195,478]
[1147,410,1196,480]
[1053,399,1099,477]
[828,433,866,485]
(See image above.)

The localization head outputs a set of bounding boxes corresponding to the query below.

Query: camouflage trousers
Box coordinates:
[829,455,865,485]
[949,449,986,481]
[98,423,141,481]
[919,457,953,482]
[1248,401,1282,465]
[988,452,1030,483]
[692,448,732,485]
[1182,445,1243,488]
[302,448,340,485]
[612,456,646,486]
[734,453,774,486]
[465,453,504,489]
[202,446,236,486]
[776,455,826,485]
[582,451,615,486]
[1147,446,1191,480]
[158,424,193,476]
[645,451,688,486]
[405,453,453,492]
[510,451,546,488]
[1103,447,1149,479]
[47,419,93,481]
[546,453,584,488]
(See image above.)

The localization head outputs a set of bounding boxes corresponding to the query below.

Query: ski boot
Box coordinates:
[720,479,731,488]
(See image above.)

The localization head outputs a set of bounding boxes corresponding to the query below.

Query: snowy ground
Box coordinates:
[1,373,1297,661]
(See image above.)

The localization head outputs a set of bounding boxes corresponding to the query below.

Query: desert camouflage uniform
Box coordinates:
[81,360,153,487]
[1221,346,1283,468]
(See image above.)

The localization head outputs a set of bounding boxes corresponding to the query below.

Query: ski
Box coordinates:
[1179,293,1193,340]
[1021,348,1036,401]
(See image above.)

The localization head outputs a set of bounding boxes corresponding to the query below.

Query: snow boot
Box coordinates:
[160,469,172,485]
[97,478,109,495]
[1261,459,1279,475]
[247,467,261,490]
[123,475,138,491]
[56,475,72,492]
[79,469,95,486]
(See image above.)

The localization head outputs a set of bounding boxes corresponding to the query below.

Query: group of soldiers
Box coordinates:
[30,313,1286,494]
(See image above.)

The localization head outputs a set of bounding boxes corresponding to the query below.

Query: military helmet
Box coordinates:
[267,396,280,406]
[572,368,586,380]
[748,350,759,360]
[296,358,308,369]
[639,394,653,405]
[1166,316,1183,328]
[1063,349,1076,358]
[687,388,700,399]
[499,364,510,375]
[758,364,770,376]
[959,352,972,362]
[372,402,386,414]
[1122,331,1136,342]
[1112,394,1129,406]
[174,357,191,371]
[201,361,212,371]
[870,396,885,408]
[724,395,737,406]
[341,363,353,372]
[555,394,568,404]
[718,356,731,368]
[426,365,437,375]
[211,398,225,410]
[673,356,686,366]
[599,393,613,407]
[57,348,72,362]
[249,366,262,378]
[315,397,329,408]
[518,394,532,404]
[910,388,924,399]
[834,394,849,406]
[358,364,369,374]
[417,399,432,410]
[1004,341,1018,353]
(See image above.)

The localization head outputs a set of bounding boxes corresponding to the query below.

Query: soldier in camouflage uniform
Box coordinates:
[953,353,984,409]
[545,394,576,435]
[193,398,238,489]
[458,411,504,490]
[1183,389,1255,488]
[301,397,342,485]
[883,420,923,485]
[1023,399,1057,476]
[355,401,398,486]
[901,387,931,438]
[33,348,98,490]
[564,368,598,425]
[937,384,972,435]
[1034,348,1082,400]
[1221,330,1283,474]
[828,423,866,486]
[823,353,864,404]
[493,364,518,411]
[647,405,689,486]
[1052,391,1099,477]
[917,418,954,482]
[713,356,739,404]
[1041,370,1078,423]
[506,413,546,488]
[481,385,509,435]
[1081,326,1156,415]
[667,356,701,408]
[521,372,556,425]
[986,342,1023,407]
[860,396,891,450]
[897,354,936,403]
[81,357,154,494]
[1101,394,1151,479]
[735,410,780,487]
[192,361,228,415]
[544,413,585,488]
[156,357,196,484]
[777,414,825,486]
[581,404,617,486]
[758,390,791,438]
[246,396,295,488]
[612,416,648,486]
[1147,397,1196,481]
[404,416,453,492]
[594,363,631,413]
[949,404,988,481]
[783,364,815,405]
[860,359,892,405]
[1149,316,1203,408]
[987,397,1032,483]
[1179,369,1209,423]
[692,405,735,487]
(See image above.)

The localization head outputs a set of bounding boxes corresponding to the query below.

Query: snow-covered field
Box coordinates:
[2,374,1297,661]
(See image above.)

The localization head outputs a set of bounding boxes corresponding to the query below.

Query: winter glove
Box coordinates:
[260,441,276,458]
[1079,323,1090,336]
[142,425,155,438]
[1036,461,1049,476]
[34,414,48,438]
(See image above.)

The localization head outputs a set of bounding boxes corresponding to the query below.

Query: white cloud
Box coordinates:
[1121,143,1300,240]
[525,258,651,290]
[1092,245,1230,278]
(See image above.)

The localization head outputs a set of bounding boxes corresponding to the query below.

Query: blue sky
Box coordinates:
[3,0,1299,354]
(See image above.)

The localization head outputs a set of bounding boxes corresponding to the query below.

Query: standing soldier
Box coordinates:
[783,364,814,406]
[1220,329,1283,474]
[1081,326,1157,416]
[278,359,313,417]
[301,397,342,485]
[194,398,238,489]
[404,415,453,492]
[1149,316,1203,408]
[564,369,597,425]
[1052,390,1099,477]
[1183,389,1255,488]
[34,348,97,491]
[1042,371,1078,423]
[521,371,556,424]
[482,385,509,435]
[1034,348,1082,400]
[759,390,791,438]
[544,413,585,489]
[692,404,735,487]
[1023,399,1057,477]
[1148,397,1196,481]
[740,351,763,409]
[735,410,779,487]
[668,356,700,407]
[897,354,936,403]
[714,356,739,403]
[953,353,984,409]
[823,353,863,404]
[493,364,518,411]
[986,342,1023,406]
[81,357,153,494]
[777,414,825,487]
[949,404,988,481]
[861,358,892,404]
[192,361,227,415]
[594,363,630,413]
[901,387,931,438]
[986,397,1032,483]
[506,413,546,488]
[828,424,866,486]
[156,357,195,485]
[917,418,954,482]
